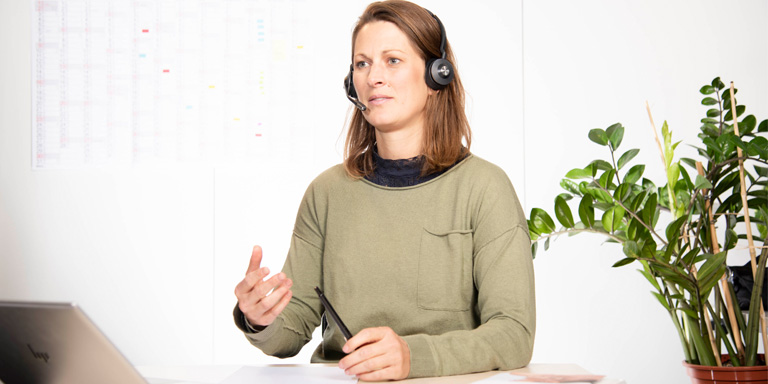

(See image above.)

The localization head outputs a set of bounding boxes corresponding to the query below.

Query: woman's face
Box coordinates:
[353,21,433,136]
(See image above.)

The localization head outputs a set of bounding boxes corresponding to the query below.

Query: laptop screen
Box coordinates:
[0,301,147,384]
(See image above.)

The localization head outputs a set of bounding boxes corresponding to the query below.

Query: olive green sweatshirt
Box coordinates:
[236,155,535,378]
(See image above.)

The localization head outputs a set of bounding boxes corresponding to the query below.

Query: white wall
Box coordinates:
[0,1,766,383]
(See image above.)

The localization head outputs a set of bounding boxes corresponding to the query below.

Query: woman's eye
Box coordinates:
[388,58,401,65]
[356,61,369,69]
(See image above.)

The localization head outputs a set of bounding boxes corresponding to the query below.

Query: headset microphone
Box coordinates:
[344,65,367,111]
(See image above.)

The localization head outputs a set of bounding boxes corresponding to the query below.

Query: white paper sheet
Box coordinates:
[474,371,598,383]
[220,365,356,384]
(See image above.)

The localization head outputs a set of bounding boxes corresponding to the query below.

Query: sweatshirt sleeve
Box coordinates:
[403,172,536,378]
[233,176,328,358]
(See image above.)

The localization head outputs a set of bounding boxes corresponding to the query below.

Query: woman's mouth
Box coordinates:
[368,95,392,105]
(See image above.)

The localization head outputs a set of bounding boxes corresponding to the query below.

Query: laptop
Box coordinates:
[0,301,148,384]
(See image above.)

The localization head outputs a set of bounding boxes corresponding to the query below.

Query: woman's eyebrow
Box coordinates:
[353,49,407,60]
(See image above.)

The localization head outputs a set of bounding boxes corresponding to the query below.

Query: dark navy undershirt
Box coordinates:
[365,149,465,187]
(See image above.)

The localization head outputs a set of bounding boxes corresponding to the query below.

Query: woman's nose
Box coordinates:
[366,63,386,87]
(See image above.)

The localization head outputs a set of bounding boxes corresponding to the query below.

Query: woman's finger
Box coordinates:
[342,327,384,354]
[246,245,263,275]
[234,266,270,297]
[246,279,293,326]
[253,272,287,298]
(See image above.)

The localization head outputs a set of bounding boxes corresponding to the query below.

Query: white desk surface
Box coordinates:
[137,363,626,384]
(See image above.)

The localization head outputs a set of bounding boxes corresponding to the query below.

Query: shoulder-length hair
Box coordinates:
[343,0,472,179]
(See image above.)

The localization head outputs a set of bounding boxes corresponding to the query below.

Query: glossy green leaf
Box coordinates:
[748,137,768,158]
[617,149,639,170]
[741,115,757,134]
[722,87,737,101]
[755,166,768,178]
[602,206,625,232]
[642,178,657,192]
[681,247,700,269]
[588,128,609,146]
[578,195,595,228]
[700,85,716,95]
[624,164,645,185]
[612,257,635,268]
[697,252,726,286]
[712,77,725,89]
[560,179,581,195]
[606,123,624,150]
[667,162,680,189]
[679,165,694,190]
[723,133,748,152]
[724,228,737,250]
[589,159,613,171]
[630,190,648,212]
[623,240,639,258]
[723,97,734,110]
[759,119,768,133]
[565,167,592,179]
[599,169,617,189]
[665,216,687,245]
[707,108,721,118]
[693,175,712,190]
[724,105,746,122]
[651,292,668,309]
[530,208,556,234]
[701,97,718,106]
[614,183,632,203]
[627,217,640,239]
[642,193,658,224]
[677,308,700,320]
[554,195,575,229]
[639,269,661,291]
[700,264,726,297]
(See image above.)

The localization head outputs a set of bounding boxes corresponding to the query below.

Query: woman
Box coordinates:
[233,0,535,380]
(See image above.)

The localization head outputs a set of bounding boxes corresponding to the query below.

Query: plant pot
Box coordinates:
[683,355,768,383]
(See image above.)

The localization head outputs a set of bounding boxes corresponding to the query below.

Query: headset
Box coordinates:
[344,10,455,112]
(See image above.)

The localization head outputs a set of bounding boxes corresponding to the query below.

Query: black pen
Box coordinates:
[314,286,353,341]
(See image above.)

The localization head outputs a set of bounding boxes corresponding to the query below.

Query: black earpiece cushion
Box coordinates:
[425,58,455,90]
[345,66,358,99]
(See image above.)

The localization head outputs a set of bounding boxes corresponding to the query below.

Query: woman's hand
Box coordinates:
[234,245,293,327]
[338,327,411,381]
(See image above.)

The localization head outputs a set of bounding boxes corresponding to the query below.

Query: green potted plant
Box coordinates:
[528,77,768,383]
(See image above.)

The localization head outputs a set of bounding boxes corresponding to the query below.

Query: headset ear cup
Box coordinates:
[345,66,358,99]
[425,57,455,90]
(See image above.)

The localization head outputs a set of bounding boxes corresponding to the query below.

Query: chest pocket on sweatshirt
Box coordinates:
[418,228,474,311]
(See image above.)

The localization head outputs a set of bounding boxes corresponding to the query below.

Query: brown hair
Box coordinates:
[343,0,472,178]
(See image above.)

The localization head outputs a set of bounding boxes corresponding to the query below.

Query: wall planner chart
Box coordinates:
[32,0,312,169]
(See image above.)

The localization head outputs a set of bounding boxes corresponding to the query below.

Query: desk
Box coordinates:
[137,364,626,384]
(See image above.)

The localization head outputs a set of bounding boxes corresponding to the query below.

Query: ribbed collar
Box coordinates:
[365,148,443,187]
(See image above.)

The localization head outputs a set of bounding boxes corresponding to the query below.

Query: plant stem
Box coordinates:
[707,301,739,366]
[609,147,622,186]
[591,179,668,246]
[533,228,623,244]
